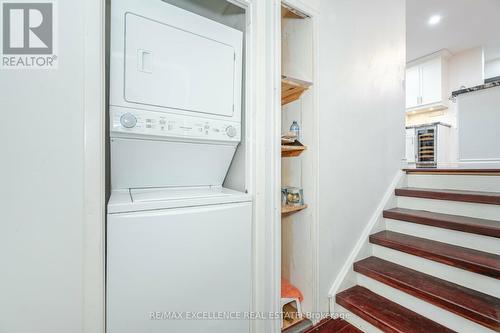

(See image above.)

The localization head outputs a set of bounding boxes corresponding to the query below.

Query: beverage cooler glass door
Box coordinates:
[417,126,436,166]
[124,13,237,117]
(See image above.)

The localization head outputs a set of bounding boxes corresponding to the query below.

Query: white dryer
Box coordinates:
[109,0,243,190]
[107,1,250,332]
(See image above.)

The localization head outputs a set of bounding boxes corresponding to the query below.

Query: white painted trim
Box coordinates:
[282,0,320,16]
[407,49,452,66]
[249,0,282,332]
[82,0,106,332]
[327,170,404,311]
[271,1,282,331]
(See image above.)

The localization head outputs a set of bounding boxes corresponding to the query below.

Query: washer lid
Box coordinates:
[131,186,232,202]
[108,186,251,214]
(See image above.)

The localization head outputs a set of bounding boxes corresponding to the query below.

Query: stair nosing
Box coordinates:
[336,286,456,333]
[369,231,500,279]
[383,207,500,238]
[395,187,500,205]
[354,256,500,331]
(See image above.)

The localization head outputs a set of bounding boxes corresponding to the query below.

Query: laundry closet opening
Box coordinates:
[104,1,253,332]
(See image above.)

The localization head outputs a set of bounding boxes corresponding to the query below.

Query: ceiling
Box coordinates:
[406,0,500,62]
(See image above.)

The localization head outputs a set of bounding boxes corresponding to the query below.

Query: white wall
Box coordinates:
[485,58,500,80]
[317,0,405,312]
[448,47,484,92]
[0,1,96,332]
[458,86,500,163]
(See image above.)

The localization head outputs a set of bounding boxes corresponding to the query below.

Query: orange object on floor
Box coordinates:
[281,278,304,302]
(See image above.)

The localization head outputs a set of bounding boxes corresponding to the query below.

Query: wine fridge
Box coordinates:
[417,125,437,167]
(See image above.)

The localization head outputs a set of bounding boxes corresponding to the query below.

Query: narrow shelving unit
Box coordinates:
[281,76,313,106]
[279,3,316,331]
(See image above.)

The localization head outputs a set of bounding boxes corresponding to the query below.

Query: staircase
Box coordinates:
[335,170,500,333]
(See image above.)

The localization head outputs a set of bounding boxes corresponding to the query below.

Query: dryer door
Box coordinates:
[124,13,237,117]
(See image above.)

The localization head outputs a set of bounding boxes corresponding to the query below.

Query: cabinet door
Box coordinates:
[405,128,416,163]
[420,58,442,105]
[405,66,420,109]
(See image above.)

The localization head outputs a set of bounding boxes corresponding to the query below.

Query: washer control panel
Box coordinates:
[111,108,241,142]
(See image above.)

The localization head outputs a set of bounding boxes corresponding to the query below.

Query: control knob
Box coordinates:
[120,113,137,129]
[226,125,237,138]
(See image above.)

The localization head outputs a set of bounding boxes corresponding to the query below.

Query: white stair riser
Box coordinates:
[334,304,384,333]
[385,219,500,255]
[397,196,500,220]
[372,245,500,298]
[356,274,496,333]
[407,174,500,192]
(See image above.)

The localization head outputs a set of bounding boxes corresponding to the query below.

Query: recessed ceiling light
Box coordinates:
[428,15,442,26]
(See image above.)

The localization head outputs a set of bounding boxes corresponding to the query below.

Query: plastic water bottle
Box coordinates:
[290,121,300,141]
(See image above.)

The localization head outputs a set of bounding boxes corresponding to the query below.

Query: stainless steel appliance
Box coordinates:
[416,125,437,167]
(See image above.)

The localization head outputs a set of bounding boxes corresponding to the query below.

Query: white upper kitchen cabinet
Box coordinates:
[405,51,450,113]
[405,66,420,109]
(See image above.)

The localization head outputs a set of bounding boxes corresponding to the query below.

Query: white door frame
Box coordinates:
[82,0,106,332]
[81,0,283,332]
[234,0,282,332]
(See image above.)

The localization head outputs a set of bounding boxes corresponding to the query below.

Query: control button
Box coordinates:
[226,125,237,138]
[120,113,137,129]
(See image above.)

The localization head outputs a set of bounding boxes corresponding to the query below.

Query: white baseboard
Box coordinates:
[328,170,404,312]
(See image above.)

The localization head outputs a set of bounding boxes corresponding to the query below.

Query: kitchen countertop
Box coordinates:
[451,80,500,98]
[406,122,451,129]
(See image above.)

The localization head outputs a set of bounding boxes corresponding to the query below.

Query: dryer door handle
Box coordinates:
[137,49,153,73]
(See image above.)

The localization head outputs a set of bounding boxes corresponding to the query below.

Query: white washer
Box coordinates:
[107,187,252,333]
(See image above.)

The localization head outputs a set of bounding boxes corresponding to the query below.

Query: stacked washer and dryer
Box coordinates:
[107,1,251,332]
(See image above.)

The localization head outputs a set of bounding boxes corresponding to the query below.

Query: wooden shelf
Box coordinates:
[282,76,312,106]
[282,145,307,157]
[281,4,309,19]
[282,204,308,215]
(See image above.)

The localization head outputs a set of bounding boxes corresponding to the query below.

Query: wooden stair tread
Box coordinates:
[303,318,362,333]
[395,187,500,205]
[354,257,500,331]
[336,286,456,333]
[370,231,500,278]
[383,207,500,238]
